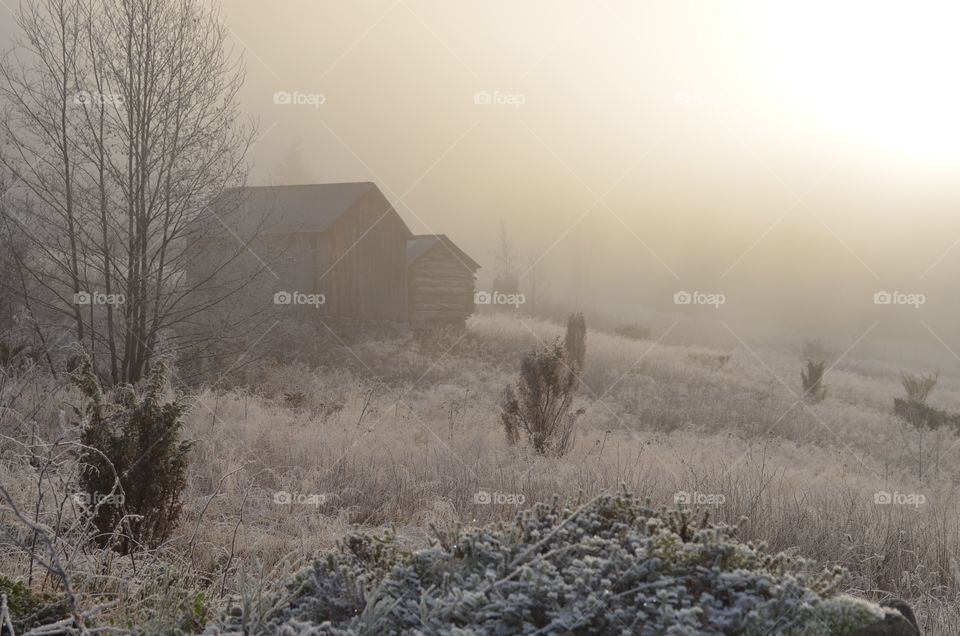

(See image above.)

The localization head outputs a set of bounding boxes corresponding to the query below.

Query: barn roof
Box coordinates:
[407,234,480,271]
[208,182,381,235]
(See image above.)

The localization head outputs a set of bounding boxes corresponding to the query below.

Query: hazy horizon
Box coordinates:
[3,0,958,344]
[185,0,960,349]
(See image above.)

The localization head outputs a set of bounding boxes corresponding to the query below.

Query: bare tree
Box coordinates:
[522,253,547,314]
[0,197,26,332]
[0,0,263,384]
[492,219,518,296]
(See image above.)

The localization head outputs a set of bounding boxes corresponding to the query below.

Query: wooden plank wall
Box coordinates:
[320,190,409,320]
[408,246,476,329]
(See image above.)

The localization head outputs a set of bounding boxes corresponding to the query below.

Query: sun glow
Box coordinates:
[747,1,960,164]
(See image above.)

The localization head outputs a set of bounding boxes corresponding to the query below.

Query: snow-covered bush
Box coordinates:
[206,489,915,635]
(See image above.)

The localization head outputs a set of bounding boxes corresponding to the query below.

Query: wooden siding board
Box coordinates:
[325,187,410,321]
[189,183,422,324]
[408,242,477,328]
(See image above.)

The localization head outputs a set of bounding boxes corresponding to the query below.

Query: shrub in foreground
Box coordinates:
[206,490,917,635]
[0,575,69,634]
[73,354,192,553]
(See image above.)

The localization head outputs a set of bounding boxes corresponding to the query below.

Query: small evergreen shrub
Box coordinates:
[893,398,960,432]
[73,353,192,553]
[0,575,69,634]
[206,490,916,635]
[501,341,582,457]
[802,360,827,403]
[502,314,586,457]
[800,339,830,403]
[900,370,938,404]
[893,370,960,479]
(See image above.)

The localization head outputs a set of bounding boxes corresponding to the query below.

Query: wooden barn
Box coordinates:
[192,182,412,321]
[406,234,480,330]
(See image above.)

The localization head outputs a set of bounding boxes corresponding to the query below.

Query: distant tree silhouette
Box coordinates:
[276,141,314,185]
[801,360,826,403]
[492,220,520,299]
[565,312,587,371]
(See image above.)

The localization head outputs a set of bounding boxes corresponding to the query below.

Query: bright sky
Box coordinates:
[3,0,959,339]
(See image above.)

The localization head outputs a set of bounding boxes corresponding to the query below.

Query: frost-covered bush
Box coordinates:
[74,354,191,553]
[206,490,915,635]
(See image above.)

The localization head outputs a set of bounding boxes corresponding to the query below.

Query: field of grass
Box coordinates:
[2,312,960,633]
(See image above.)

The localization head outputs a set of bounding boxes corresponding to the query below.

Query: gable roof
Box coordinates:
[406,234,480,271]
[208,182,379,235]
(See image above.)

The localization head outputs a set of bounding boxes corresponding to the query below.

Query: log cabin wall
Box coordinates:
[408,241,478,330]
[191,185,490,327]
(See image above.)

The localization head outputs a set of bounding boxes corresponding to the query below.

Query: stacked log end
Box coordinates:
[408,249,476,331]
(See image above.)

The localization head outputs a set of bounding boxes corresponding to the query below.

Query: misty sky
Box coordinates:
[4,0,960,351]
